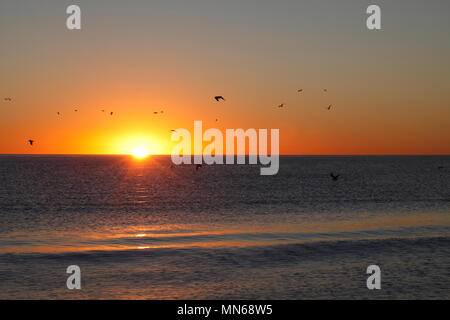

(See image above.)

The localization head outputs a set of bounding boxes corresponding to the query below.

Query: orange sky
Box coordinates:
[1,1,449,155]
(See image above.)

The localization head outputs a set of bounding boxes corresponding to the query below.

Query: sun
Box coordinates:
[131,147,150,159]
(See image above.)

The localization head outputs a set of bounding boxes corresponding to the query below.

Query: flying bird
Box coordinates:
[214,96,225,102]
[327,105,332,110]
[74,109,78,112]
[154,112,158,114]
[4,97,12,101]
[110,112,113,116]
[57,112,60,115]
[28,139,34,146]
[330,173,340,181]
[277,103,285,108]
[297,89,303,93]
[323,89,328,92]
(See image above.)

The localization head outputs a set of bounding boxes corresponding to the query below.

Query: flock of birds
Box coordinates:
[10,90,445,180]
[276,88,333,111]
[5,88,334,146]
[3,89,341,180]
[4,90,447,179]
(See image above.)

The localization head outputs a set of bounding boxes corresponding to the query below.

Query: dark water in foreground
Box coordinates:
[0,155,449,299]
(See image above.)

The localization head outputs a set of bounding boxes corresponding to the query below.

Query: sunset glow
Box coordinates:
[131,147,150,159]
[0,1,449,156]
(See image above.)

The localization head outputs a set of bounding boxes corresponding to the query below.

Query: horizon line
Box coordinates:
[0,153,449,157]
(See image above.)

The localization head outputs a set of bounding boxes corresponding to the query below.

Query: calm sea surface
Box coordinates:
[0,155,449,299]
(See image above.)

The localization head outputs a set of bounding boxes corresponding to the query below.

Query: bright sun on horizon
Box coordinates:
[131,147,150,159]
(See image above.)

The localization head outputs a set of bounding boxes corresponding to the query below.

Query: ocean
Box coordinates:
[0,155,448,299]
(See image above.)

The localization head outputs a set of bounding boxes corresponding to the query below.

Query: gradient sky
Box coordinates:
[1,0,449,155]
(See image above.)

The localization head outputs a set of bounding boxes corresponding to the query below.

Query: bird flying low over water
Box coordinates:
[214,96,225,102]
[4,97,12,101]
[277,103,285,108]
[28,139,34,146]
[154,112,158,114]
[110,112,113,116]
[297,89,303,93]
[327,105,332,110]
[330,173,340,181]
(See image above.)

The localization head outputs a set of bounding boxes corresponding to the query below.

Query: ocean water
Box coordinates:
[0,155,448,299]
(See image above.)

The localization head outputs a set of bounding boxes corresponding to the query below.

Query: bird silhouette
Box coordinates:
[323,89,328,92]
[277,103,285,108]
[214,96,225,102]
[327,105,332,110]
[74,109,78,112]
[28,139,34,146]
[4,97,12,101]
[57,112,60,115]
[195,164,202,171]
[110,112,113,116]
[330,173,340,181]
[154,112,158,114]
[297,89,303,93]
